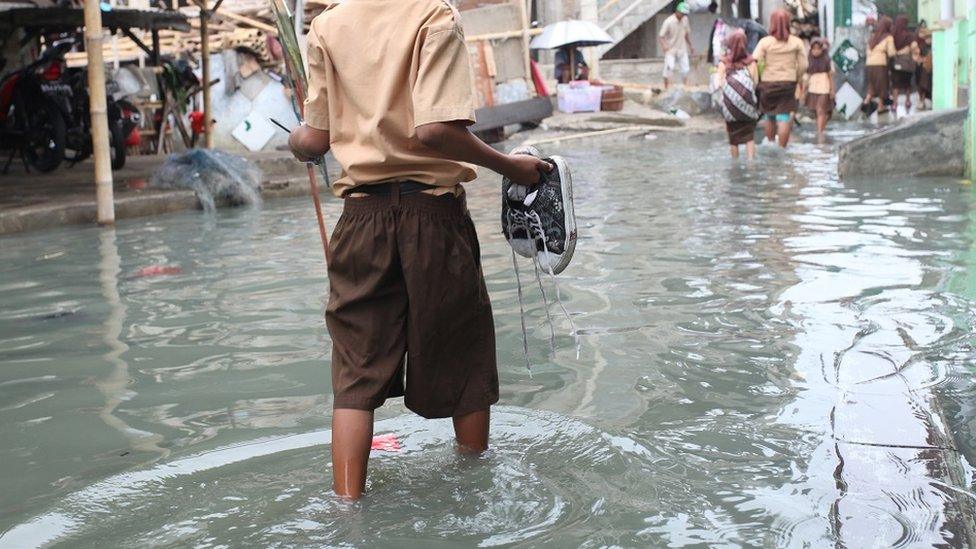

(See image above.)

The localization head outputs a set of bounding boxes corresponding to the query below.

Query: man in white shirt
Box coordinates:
[658,2,694,89]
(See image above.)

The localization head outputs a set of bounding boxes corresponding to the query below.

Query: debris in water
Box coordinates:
[370,433,401,452]
[127,178,148,190]
[149,149,262,212]
[133,265,183,277]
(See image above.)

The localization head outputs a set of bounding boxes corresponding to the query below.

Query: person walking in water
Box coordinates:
[801,37,835,141]
[288,0,550,500]
[916,22,933,109]
[716,30,760,160]
[752,9,806,148]
[863,16,896,115]
[658,2,694,89]
[890,15,920,116]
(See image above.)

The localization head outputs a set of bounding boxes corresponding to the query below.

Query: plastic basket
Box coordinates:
[557,83,603,113]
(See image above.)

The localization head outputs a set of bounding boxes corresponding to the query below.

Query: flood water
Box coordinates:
[2,128,976,547]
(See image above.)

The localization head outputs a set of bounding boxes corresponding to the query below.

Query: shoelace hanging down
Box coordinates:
[507,208,581,375]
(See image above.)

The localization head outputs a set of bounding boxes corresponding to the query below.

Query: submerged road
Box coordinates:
[1,127,975,546]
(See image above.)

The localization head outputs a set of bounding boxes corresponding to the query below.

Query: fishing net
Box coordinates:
[150,149,262,212]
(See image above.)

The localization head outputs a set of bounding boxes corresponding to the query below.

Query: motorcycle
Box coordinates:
[0,42,69,173]
[41,40,135,171]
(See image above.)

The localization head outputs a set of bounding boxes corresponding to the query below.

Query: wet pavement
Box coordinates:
[1,126,975,547]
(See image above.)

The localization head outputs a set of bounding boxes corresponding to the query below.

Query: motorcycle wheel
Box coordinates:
[20,96,66,173]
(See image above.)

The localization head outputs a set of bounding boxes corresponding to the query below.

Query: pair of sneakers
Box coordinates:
[501,146,577,275]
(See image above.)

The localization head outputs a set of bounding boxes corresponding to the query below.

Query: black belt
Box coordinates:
[345,181,435,196]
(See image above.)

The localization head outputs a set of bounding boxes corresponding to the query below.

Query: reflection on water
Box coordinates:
[2,127,976,546]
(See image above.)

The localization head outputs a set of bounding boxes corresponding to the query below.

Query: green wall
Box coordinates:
[918,0,967,24]
[969,6,975,179]
[932,23,959,109]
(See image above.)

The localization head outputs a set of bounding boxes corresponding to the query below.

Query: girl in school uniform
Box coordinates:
[752,9,807,148]
[802,38,835,140]
[864,16,896,114]
[890,15,921,114]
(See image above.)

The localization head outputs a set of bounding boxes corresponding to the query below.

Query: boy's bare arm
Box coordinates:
[289,125,330,162]
[415,121,550,186]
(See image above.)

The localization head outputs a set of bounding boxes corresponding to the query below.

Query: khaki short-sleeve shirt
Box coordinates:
[753,35,807,82]
[659,14,691,55]
[303,0,478,197]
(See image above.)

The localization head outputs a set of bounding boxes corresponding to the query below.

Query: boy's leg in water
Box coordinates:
[745,140,756,160]
[729,145,740,159]
[763,117,776,143]
[454,408,490,453]
[777,119,792,147]
[332,408,374,499]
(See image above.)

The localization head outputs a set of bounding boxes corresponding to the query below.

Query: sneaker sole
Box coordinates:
[536,154,576,275]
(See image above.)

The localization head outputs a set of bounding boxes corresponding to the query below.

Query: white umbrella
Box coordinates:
[529,20,613,50]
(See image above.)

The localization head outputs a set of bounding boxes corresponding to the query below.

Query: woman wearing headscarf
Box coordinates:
[916,22,933,108]
[889,15,921,114]
[801,37,835,140]
[716,30,760,159]
[752,9,806,148]
[863,15,896,114]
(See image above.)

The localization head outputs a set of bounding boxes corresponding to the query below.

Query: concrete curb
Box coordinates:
[0,176,324,236]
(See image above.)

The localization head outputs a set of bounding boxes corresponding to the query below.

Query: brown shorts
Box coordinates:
[325,187,499,419]
[726,120,757,145]
[804,92,835,117]
[890,69,913,92]
[866,65,890,99]
[757,81,798,115]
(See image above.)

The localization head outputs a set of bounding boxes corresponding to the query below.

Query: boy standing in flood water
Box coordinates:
[288,0,549,499]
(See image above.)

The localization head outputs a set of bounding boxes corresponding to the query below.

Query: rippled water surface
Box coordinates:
[3,128,976,547]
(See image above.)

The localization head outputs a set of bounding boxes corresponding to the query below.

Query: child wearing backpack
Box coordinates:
[716,30,760,160]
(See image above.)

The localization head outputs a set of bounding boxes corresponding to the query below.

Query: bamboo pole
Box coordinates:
[84,0,115,225]
[581,0,600,79]
[200,0,214,148]
[521,126,644,146]
[464,27,543,42]
[516,0,534,94]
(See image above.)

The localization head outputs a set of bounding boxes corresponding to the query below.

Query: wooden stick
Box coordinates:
[214,8,278,34]
[476,41,495,107]
[200,1,214,149]
[521,126,643,146]
[465,27,543,42]
[84,0,115,225]
[515,0,534,95]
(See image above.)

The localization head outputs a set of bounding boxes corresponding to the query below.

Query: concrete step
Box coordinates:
[838,108,967,179]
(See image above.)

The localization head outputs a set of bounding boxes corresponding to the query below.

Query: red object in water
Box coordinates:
[370,433,401,452]
[127,178,147,190]
[530,59,550,97]
[133,265,182,277]
[189,111,206,135]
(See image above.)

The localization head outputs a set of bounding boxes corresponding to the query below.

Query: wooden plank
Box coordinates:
[521,126,643,146]
[213,8,278,35]
[475,41,495,107]
[468,96,553,132]
[0,7,190,32]
[465,27,542,42]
